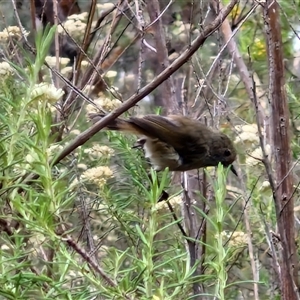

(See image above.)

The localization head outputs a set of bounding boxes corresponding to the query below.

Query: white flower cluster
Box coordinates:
[234,123,271,167]
[0,26,29,42]
[84,145,115,160]
[45,56,70,68]
[221,231,248,247]
[155,195,187,210]
[86,96,122,114]
[0,61,13,78]
[31,83,64,104]
[57,12,88,40]
[81,166,113,188]
[234,124,259,146]
[245,144,271,167]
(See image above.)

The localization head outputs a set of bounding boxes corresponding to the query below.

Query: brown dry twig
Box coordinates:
[63,235,134,300]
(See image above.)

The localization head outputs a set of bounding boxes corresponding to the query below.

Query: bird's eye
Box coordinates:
[224,149,231,156]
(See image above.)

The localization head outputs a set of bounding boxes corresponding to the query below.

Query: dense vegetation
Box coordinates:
[0,0,299,299]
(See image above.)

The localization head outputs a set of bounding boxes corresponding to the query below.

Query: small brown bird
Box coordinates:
[89,114,237,175]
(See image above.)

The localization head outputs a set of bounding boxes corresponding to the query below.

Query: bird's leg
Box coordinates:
[158,190,169,202]
[145,171,169,202]
[145,167,187,236]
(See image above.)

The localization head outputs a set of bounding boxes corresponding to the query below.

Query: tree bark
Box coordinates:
[264,1,299,298]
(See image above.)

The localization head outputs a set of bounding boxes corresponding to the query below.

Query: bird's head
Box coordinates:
[209,134,237,176]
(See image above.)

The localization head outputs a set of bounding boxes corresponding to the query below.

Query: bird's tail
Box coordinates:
[88,113,146,136]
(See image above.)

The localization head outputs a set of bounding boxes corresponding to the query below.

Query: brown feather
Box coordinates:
[88,113,237,174]
[88,113,150,136]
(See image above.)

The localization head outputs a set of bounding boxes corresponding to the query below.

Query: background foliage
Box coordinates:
[0,0,299,299]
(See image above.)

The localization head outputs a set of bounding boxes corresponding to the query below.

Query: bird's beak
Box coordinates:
[230,165,238,177]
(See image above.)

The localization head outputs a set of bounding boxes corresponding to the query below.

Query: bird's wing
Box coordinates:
[130,115,182,144]
[130,115,208,155]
